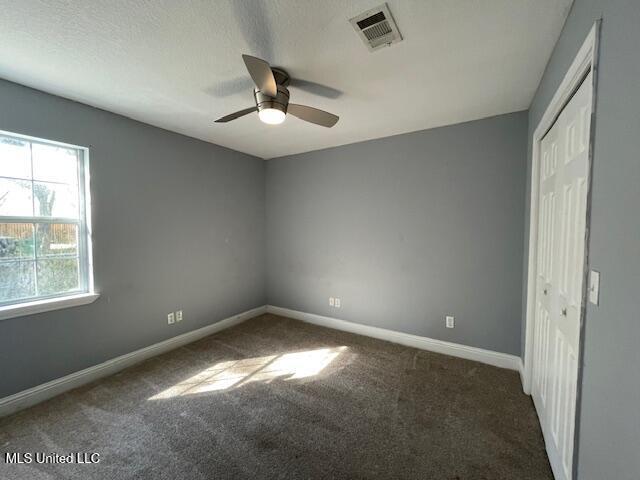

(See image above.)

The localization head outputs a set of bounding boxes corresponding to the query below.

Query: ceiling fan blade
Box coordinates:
[215,107,257,123]
[287,104,339,128]
[242,54,277,97]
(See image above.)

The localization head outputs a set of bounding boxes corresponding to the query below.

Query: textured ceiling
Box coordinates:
[0,0,572,159]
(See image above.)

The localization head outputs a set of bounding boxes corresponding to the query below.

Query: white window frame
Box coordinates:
[0,130,98,320]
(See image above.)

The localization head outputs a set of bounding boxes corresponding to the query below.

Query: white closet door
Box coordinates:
[532,71,592,480]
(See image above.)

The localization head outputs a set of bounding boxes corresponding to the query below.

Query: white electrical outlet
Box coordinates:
[329,297,335,306]
[167,312,175,325]
[445,315,455,328]
[334,298,341,308]
[176,310,183,322]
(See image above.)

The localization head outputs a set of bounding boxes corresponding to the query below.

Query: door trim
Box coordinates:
[522,20,600,479]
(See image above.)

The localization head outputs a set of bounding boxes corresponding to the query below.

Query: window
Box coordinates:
[0,131,93,309]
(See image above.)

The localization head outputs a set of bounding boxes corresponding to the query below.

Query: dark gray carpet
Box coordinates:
[0,314,552,479]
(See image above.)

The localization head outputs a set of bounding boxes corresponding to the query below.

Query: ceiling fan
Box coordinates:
[215,55,339,128]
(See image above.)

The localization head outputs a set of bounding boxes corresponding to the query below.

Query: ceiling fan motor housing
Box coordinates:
[254,85,290,115]
[254,67,290,115]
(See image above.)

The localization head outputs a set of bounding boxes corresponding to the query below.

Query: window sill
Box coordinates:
[0,293,100,321]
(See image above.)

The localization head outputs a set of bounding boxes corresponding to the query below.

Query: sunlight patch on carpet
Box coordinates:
[149,346,347,399]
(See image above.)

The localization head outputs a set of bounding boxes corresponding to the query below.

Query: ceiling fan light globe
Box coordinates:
[259,108,286,125]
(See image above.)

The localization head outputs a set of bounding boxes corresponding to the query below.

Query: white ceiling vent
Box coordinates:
[349,3,403,52]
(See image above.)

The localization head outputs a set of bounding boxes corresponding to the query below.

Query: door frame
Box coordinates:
[523,20,599,393]
[523,20,600,479]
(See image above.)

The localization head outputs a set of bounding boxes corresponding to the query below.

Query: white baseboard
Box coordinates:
[1,304,524,418]
[266,305,521,371]
[518,359,529,394]
[0,305,267,418]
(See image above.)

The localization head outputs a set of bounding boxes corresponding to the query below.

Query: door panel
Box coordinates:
[532,71,592,480]
[533,107,559,416]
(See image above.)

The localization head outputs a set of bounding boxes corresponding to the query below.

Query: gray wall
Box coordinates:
[524,1,640,478]
[266,112,528,356]
[0,79,266,398]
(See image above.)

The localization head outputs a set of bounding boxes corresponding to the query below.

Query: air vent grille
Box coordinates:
[349,3,402,52]
[363,21,392,41]
[356,11,386,30]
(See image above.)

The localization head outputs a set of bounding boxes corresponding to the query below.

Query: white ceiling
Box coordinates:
[0,0,572,159]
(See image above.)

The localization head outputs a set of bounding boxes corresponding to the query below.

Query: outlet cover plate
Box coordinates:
[589,270,600,305]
